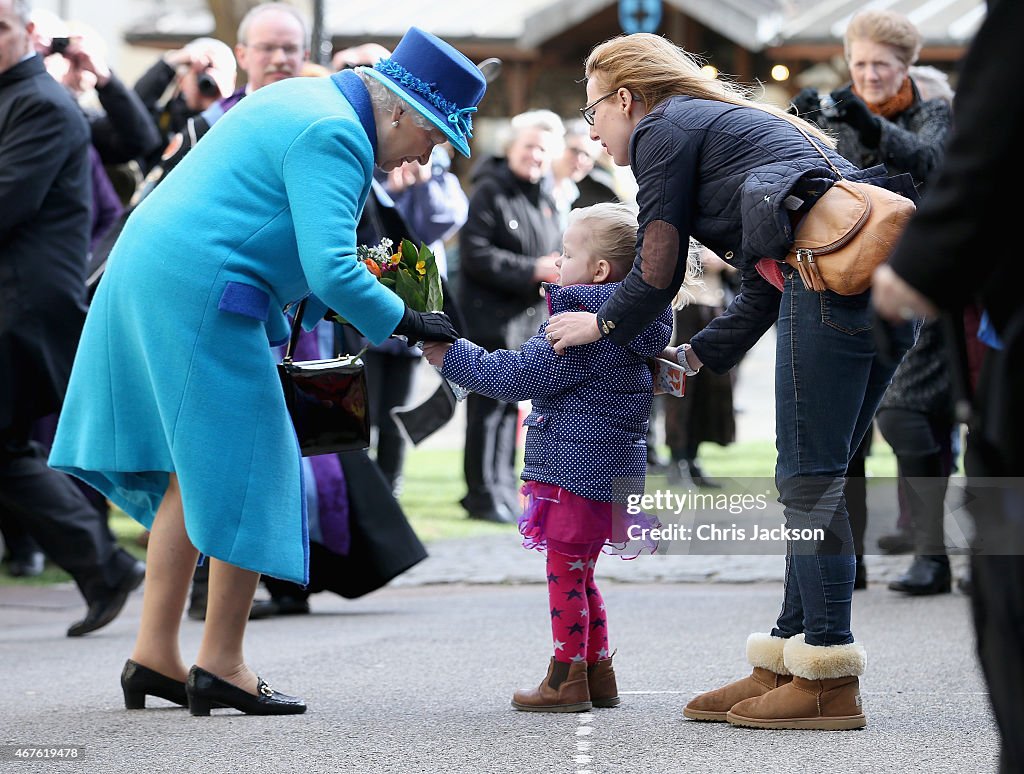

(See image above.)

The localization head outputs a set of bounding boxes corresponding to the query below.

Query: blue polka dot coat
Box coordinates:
[442,282,672,502]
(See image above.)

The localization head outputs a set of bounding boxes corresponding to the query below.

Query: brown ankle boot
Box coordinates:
[726,634,867,730]
[512,658,592,713]
[587,656,619,708]
[684,633,792,721]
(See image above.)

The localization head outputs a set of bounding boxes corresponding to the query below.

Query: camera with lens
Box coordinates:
[819,94,840,119]
[196,71,220,98]
[50,36,71,55]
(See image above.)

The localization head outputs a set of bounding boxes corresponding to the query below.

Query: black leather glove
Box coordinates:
[392,305,459,344]
[790,87,821,118]
[829,85,881,147]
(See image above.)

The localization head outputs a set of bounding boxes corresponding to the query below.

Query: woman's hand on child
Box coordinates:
[422,341,452,367]
[545,311,602,354]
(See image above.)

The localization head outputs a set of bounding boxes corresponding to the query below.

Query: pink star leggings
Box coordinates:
[546,548,609,663]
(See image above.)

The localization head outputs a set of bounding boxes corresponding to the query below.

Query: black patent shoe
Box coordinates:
[888,556,952,595]
[186,665,306,716]
[67,561,146,637]
[121,659,188,709]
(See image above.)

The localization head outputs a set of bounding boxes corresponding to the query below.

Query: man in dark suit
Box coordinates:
[873,1,1023,770]
[0,0,144,637]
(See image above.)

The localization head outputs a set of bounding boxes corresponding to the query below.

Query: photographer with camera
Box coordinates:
[133,37,237,175]
[29,14,161,172]
[792,9,954,595]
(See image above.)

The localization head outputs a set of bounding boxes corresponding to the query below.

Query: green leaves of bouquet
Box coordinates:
[356,237,443,313]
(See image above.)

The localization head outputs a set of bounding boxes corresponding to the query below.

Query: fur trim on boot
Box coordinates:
[683,634,791,722]
[725,635,867,730]
[746,633,790,675]
[783,634,866,680]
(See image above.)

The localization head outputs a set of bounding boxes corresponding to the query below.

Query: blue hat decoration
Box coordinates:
[359,27,487,158]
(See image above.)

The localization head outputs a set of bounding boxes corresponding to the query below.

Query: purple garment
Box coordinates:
[291,325,351,555]
[89,145,123,253]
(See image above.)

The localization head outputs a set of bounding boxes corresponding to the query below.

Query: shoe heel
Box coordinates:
[123,688,146,710]
[188,695,212,716]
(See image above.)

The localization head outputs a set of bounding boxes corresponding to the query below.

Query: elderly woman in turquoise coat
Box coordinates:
[50,27,486,717]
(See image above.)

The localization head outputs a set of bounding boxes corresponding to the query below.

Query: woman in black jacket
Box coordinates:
[546,32,916,730]
[456,110,563,523]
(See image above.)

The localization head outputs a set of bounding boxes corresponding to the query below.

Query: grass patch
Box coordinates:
[0,433,901,586]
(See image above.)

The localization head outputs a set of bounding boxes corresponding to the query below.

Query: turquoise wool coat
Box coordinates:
[49,74,404,584]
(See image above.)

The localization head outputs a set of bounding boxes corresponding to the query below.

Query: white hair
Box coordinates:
[356,71,431,130]
[237,2,310,49]
[503,109,566,154]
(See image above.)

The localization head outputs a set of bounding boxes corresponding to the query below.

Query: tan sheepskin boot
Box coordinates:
[683,633,792,721]
[726,634,867,730]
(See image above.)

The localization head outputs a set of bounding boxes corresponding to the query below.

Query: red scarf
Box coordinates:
[853,77,914,119]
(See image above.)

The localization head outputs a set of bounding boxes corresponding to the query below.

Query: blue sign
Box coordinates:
[619,0,662,34]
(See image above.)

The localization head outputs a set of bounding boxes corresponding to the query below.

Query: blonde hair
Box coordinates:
[584,33,835,147]
[569,203,703,292]
[567,203,636,281]
[844,9,922,68]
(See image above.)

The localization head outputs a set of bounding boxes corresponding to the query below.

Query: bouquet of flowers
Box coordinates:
[353,237,469,401]
[356,237,444,316]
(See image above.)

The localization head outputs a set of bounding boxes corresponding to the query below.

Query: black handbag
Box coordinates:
[277,298,370,456]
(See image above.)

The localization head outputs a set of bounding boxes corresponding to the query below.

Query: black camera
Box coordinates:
[50,36,71,55]
[197,71,220,98]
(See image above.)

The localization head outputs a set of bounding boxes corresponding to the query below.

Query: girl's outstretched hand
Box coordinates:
[545,312,601,355]
[422,341,452,367]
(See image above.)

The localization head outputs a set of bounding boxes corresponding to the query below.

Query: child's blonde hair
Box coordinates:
[568,203,704,292]
[567,203,637,282]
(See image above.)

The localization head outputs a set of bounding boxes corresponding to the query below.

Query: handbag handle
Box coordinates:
[282,297,308,365]
[791,120,845,180]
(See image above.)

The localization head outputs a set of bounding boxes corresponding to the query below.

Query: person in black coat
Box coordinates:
[0,0,144,636]
[456,110,564,523]
[873,1,1024,768]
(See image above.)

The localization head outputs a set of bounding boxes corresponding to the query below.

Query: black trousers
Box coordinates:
[462,390,520,515]
[0,419,134,602]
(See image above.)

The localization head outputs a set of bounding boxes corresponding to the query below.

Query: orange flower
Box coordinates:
[363,259,382,278]
[389,253,402,266]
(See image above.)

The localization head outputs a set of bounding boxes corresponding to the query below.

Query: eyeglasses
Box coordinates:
[247,42,303,57]
[579,91,617,126]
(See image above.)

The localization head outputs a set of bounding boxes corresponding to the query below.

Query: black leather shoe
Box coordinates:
[686,459,721,489]
[877,530,914,555]
[888,556,952,595]
[186,665,306,716]
[67,561,146,637]
[121,659,188,709]
[467,503,516,524]
[7,550,45,577]
[248,596,311,619]
[854,555,867,590]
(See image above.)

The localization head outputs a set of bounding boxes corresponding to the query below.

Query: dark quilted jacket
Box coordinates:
[596,95,891,374]
[441,282,672,502]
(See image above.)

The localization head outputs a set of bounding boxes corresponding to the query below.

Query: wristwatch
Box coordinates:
[676,343,700,376]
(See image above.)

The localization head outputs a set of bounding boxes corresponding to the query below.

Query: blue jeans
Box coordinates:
[771,268,914,646]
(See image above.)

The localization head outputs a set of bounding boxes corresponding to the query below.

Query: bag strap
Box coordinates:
[282,297,308,365]
[791,120,845,180]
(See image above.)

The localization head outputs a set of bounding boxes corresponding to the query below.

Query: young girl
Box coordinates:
[423,202,673,712]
